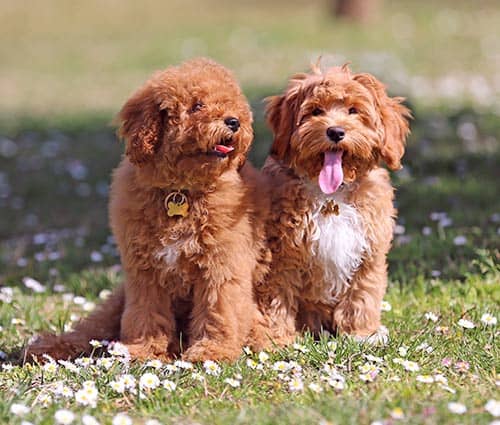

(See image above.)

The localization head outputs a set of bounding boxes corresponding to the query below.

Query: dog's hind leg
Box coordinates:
[24,285,125,363]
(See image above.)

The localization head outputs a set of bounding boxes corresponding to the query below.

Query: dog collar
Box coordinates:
[164,190,189,218]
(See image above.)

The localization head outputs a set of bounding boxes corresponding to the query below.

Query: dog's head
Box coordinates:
[266,64,411,194]
[117,58,253,187]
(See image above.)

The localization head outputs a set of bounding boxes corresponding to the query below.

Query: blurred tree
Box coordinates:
[333,0,381,23]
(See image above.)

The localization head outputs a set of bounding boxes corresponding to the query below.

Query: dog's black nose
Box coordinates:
[326,126,345,143]
[224,117,240,132]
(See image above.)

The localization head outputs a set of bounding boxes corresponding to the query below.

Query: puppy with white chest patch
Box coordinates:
[255,63,411,345]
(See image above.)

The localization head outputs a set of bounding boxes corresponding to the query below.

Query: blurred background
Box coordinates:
[0,0,498,290]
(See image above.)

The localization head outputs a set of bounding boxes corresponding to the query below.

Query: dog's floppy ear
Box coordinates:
[265,94,289,159]
[353,73,411,170]
[117,81,165,165]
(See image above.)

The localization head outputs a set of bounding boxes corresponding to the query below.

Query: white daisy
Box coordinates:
[288,378,304,392]
[82,415,100,425]
[308,382,323,393]
[112,413,132,425]
[258,351,270,363]
[481,313,497,326]
[10,403,30,416]
[448,402,467,414]
[54,409,75,425]
[139,372,160,390]
[163,380,177,391]
[203,360,221,376]
[457,319,475,329]
[224,378,241,388]
[402,360,420,372]
[485,400,500,417]
[416,375,434,383]
[424,312,439,322]
[146,359,163,369]
[381,301,392,312]
[273,361,291,372]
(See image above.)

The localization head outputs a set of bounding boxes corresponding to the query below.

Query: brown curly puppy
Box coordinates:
[255,63,411,346]
[25,58,270,362]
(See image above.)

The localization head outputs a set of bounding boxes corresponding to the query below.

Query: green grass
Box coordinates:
[0,263,498,424]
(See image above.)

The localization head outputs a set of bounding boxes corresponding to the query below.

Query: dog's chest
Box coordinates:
[307,196,368,300]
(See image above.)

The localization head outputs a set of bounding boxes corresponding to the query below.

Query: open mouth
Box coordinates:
[318,149,344,194]
[211,137,235,158]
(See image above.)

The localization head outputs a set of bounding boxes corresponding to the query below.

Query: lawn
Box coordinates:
[0,0,499,424]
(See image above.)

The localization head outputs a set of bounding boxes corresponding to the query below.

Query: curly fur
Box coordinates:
[25,58,271,363]
[255,63,411,345]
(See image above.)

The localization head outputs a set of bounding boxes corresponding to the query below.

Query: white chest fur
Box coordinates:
[309,194,368,302]
[154,234,200,270]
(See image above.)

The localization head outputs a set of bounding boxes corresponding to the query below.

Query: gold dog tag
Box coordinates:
[164,191,189,218]
[321,200,340,216]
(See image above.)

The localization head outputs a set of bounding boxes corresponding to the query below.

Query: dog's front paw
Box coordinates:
[352,326,389,346]
[123,342,173,363]
[183,340,241,363]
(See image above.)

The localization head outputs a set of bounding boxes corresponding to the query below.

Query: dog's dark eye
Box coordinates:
[190,101,204,113]
[348,107,358,115]
[311,108,324,116]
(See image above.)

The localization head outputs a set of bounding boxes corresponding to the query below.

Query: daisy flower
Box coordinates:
[54,409,75,425]
[327,341,338,351]
[82,415,100,425]
[120,374,136,389]
[457,318,475,329]
[163,380,177,391]
[434,374,448,384]
[398,346,408,357]
[481,313,497,326]
[96,357,114,370]
[112,413,132,425]
[292,343,309,353]
[288,378,304,392]
[203,360,221,376]
[308,382,323,393]
[146,359,163,369]
[258,351,270,363]
[89,340,102,348]
[273,361,291,372]
[109,380,125,393]
[390,407,405,420]
[43,361,58,374]
[108,342,130,357]
[75,357,93,367]
[448,402,467,414]
[187,372,204,385]
[454,361,470,373]
[402,360,420,372]
[75,388,97,407]
[174,360,193,370]
[139,372,160,390]
[165,364,178,374]
[441,357,452,367]
[224,378,241,388]
[485,400,500,417]
[10,403,30,416]
[381,301,392,312]
[416,375,434,383]
[327,378,345,391]
[424,312,439,322]
[37,392,52,407]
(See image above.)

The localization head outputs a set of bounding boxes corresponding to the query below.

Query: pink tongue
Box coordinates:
[318,151,343,194]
